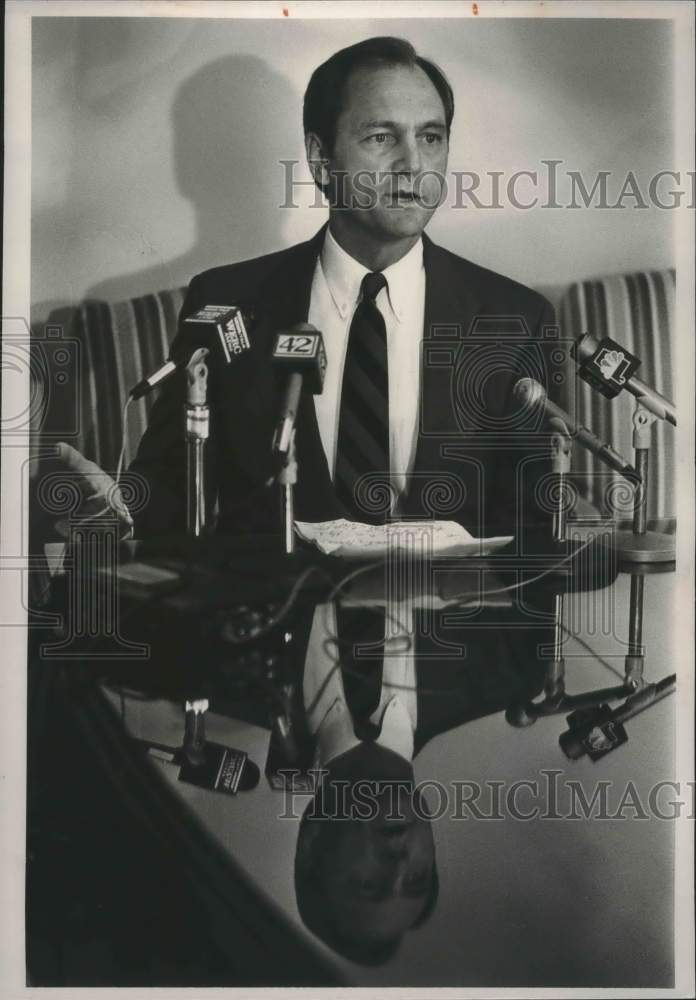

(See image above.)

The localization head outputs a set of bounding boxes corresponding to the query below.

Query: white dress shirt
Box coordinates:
[303,227,424,764]
[303,600,418,767]
[308,226,426,502]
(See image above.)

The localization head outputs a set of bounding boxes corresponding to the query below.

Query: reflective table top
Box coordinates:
[92,539,677,988]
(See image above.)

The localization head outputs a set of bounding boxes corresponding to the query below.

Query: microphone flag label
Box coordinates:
[178,741,249,795]
[272,328,327,393]
[221,309,250,359]
[184,305,250,363]
[273,331,322,358]
[578,336,641,398]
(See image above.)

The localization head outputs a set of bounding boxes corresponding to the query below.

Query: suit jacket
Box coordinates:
[130,226,558,539]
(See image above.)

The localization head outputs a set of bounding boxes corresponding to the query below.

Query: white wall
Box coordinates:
[32,15,675,320]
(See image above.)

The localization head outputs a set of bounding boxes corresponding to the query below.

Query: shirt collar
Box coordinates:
[320,225,424,324]
[316,695,415,766]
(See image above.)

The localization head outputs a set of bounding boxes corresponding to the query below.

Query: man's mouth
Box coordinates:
[387,190,424,206]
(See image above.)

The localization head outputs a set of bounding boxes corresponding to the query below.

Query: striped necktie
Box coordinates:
[334,272,390,713]
[334,271,391,524]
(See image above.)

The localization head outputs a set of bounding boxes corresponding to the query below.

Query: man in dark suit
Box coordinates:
[131,35,558,540]
[127,42,566,955]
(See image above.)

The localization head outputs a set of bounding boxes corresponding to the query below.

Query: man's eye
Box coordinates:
[367,133,392,145]
[422,133,443,144]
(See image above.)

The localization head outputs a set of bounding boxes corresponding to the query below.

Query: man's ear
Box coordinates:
[305,132,330,191]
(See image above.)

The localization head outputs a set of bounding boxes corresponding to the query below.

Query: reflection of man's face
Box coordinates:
[318,784,435,943]
[325,63,449,246]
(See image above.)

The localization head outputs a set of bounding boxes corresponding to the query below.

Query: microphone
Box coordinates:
[128,305,251,400]
[271,324,326,457]
[559,673,676,761]
[513,378,639,482]
[573,332,676,426]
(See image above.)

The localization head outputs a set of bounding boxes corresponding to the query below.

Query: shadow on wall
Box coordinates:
[37,52,301,323]
[33,50,312,474]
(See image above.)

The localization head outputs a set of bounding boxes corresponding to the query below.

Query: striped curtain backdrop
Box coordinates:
[42,269,675,525]
[558,270,676,523]
[67,288,187,473]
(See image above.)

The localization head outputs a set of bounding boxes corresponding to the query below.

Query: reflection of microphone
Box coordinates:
[271,324,326,457]
[513,378,639,482]
[559,673,676,761]
[129,305,251,400]
[573,332,676,425]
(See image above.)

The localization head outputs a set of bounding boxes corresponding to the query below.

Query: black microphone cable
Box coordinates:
[313,537,598,698]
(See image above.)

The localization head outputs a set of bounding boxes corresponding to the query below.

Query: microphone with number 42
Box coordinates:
[271,323,327,458]
[270,323,326,555]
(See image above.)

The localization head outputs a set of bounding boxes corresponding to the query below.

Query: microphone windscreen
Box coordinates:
[512,377,546,410]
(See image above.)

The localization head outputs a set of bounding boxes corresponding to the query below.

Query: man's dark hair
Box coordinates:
[303,36,455,153]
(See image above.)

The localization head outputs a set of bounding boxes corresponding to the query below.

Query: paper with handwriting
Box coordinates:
[295,519,512,559]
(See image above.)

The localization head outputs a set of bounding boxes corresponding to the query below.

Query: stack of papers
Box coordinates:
[295,519,512,559]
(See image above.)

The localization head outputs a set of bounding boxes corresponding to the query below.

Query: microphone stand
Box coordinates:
[183,348,210,765]
[506,418,633,729]
[507,409,673,744]
[625,569,647,690]
[549,416,572,544]
[549,417,570,708]
[506,556,662,736]
[613,402,675,565]
[505,571,652,732]
[271,432,303,763]
[185,347,210,538]
[504,582,637,730]
[278,430,297,555]
[183,699,208,766]
[505,664,631,728]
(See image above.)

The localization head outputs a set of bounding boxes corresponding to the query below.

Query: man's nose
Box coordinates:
[394,136,422,176]
[379,827,410,858]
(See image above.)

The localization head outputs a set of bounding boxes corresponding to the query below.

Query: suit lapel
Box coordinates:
[407,237,482,494]
[233,225,338,519]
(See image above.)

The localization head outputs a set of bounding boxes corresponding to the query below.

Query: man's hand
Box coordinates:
[30,442,134,541]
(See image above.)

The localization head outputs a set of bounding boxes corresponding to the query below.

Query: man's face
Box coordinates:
[319,785,436,945]
[319,62,449,244]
